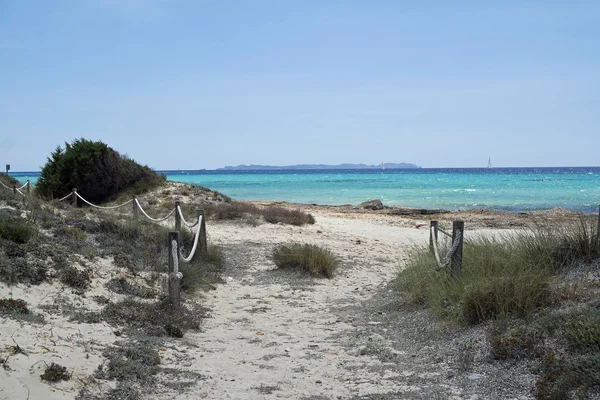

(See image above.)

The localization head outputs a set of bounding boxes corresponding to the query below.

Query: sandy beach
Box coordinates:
[0,182,588,399]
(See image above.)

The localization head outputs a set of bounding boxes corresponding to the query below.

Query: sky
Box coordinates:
[1,1,599,171]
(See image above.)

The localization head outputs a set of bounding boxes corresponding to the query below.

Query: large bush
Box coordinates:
[36,139,165,203]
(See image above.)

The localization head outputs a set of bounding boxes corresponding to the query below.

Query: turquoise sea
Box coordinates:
[10,167,600,212]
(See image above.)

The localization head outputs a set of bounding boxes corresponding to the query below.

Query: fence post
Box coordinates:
[197,209,207,256]
[26,180,30,194]
[132,196,138,220]
[175,200,181,231]
[429,221,438,252]
[72,188,77,207]
[451,221,464,279]
[596,204,600,249]
[168,231,181,308]
[12,184,16,195]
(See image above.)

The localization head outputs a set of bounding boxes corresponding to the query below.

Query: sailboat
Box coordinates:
[381,162,385,170]
[487,158,492,169]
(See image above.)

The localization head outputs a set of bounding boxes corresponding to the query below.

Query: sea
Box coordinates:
[9,167,600,213]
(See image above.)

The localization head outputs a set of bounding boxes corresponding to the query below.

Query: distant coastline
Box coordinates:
[217,163,420,171]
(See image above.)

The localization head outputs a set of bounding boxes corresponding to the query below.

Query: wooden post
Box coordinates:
[5,164,9,176]
[132,196,138,220]
[596,205,600,249]
[26,180,30,194]
[429,221,438,252]
[12,184,16,195]
[168,231,181,308]
[72,188,77,207]
[175,200,181,231]
[198,209,207,256]
[451,220,464,279]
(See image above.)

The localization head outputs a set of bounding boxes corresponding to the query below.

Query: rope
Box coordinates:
[135,198,176,222]
[437,227,452,238]
[75,192,133,209]
[17,182,29,190]
[430,225,444,268]
[431,227,463,269]
[180,216,202,264]
[177,205,199,228]
[0,180,13,190]
[57,193,72,202]
[441,229,463,268]
[170,239,182,279]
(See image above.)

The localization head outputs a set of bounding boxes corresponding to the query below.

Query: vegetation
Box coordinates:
[36,138,165,203]
[197,201,315,226]
[0,215,33,243]
[40,363,71,382]
[273,242,338,278]
[397,220,599,324]
[397,218,600,399]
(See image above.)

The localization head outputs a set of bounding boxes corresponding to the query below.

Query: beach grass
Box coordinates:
[397,217,600,398]
[273,242,338,278]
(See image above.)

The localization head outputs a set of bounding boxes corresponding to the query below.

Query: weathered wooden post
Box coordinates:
[596,204,600,249]
[175,200,181,231]
[168,231,182,308]
[429,220,438,252]
[26,180,30,194]
[71,188,78,207]
[5,164,9,176]
[197,209,207,256]
[12,184,16,195]
[451,220,464,279]
[132,196,138,220]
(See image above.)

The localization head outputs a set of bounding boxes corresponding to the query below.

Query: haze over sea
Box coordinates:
[12,167,600,213]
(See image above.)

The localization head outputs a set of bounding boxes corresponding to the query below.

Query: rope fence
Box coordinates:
[429,220,464,278]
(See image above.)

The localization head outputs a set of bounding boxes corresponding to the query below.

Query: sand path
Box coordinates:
[163,215,435,399]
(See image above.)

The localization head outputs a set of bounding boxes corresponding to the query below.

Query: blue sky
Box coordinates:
[1,1,599,171]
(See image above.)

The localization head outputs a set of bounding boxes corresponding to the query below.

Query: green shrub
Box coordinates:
[102,342,160,382]
[0,298,29,314]
[102,298,206,337]
[0,257,47,285]
[273,242,338,278]
[0,217,33,243]
[59,266,91,290]
[262,206,315,226]
[40,363,71,382]
[36,138,165,204]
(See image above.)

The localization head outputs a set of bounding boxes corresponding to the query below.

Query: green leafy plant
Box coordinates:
[36,138,165,204]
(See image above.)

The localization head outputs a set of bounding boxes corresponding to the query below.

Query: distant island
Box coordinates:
[217,163,420,171]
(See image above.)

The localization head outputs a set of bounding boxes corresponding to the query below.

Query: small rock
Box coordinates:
[114,331,121,336]
[317,230,322,234]
[316,380,322,384]
[199,392,208,399]
[284,348,291,353]
[360,199,384,210]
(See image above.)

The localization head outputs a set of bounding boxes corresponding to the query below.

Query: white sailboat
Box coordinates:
[487,158,492,169]
[381,162,385,170]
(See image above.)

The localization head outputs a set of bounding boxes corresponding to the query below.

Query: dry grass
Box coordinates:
[273,242,338,278]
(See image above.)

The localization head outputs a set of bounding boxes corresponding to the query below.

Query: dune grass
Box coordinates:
[397,219,599,325]
[397,218,600,399]
[273,242,338,278]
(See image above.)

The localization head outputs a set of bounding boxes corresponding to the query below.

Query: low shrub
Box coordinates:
[273,242,338,278]
[0,298,29,314]
[59,266,91,290]
[488,324,545,360]
[262,206,315,226]
[40,363,71,382]
[106,277,155,298]
[102,298,206,337]
[0,217,33,243]
[101,341,160,382]
[0,257,47,285]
